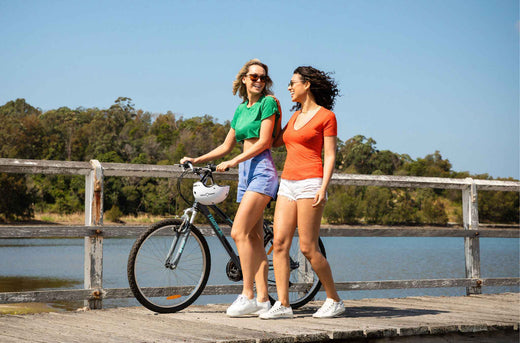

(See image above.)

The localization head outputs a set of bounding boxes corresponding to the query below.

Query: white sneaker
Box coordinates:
[312,298,345,318]
[259,301,294,319]
[226,295,260,317]
[252,300,271,315]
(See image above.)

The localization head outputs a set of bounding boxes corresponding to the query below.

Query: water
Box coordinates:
[1,236,518,310]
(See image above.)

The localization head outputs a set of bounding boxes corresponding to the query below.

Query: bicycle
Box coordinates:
[127,162,326,313]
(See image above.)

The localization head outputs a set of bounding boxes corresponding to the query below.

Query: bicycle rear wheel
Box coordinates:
[127,219,210,313]
[264,225,326,309]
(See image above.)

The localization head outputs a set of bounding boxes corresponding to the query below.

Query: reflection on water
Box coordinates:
[0,276,83,312]
[0,276,81,292]
[0,236,518,312]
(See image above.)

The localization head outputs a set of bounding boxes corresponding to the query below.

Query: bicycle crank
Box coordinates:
[226,259,243,282]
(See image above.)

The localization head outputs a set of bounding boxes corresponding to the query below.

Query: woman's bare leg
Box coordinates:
[296,198,340,301]
[231,191,271,301]
[272,196,298,307]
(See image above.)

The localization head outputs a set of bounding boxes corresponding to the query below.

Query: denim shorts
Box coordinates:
[277,178,325,201]
[237,149,279,202]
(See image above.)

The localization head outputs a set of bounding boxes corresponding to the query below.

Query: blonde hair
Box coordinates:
[232,59,273,101]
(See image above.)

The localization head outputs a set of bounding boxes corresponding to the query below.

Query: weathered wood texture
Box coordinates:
[1,278,519,304]
[0,224,518,304]
[0,225,519,238]
[2,158,519,190]
[1,158,518,308]
[1,293,518,343]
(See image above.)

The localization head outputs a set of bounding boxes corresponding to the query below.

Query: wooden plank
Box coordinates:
[351,297,516,329]
[330,173,469,189]
[80,309,261,342]
[0,289,94,303]
[0,314,104,343]
[0,225,518,238]
[1,278,518,304]
[463,182,482,295]
[0,294,518,342]
[55,310,219,343]
[0,158,91,175]
[84,160,104,310]
[1,158,518,191]
[334,277,518,291]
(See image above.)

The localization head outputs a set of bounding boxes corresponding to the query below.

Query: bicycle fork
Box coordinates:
[164,207,197,270]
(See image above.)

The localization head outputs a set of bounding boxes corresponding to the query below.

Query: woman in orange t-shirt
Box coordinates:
[260,66,345,319]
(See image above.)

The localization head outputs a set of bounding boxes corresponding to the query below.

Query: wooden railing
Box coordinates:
[0,158,519,309]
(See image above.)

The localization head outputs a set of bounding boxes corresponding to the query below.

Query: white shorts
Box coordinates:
[277,178,325,201]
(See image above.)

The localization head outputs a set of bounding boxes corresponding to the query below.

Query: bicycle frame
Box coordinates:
[164,202,241,273]
[128,163,324,313]
[198,203,241,269]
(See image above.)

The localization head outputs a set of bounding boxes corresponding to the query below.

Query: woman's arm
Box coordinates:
[216,116,275,171]
[272,124,286,148]
[180,128,237,165]
[313,136,337,207]
[267,95,284,148]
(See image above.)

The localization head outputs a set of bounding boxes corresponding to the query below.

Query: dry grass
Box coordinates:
[34,212,169,225]
[0,303,58,315]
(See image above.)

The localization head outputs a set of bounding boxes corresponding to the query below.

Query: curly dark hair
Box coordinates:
[291,66,339,111]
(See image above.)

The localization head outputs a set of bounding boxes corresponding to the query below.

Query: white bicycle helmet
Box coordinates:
[192,181,230,205]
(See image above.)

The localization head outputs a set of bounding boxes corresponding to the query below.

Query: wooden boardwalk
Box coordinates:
[1,293,518,343]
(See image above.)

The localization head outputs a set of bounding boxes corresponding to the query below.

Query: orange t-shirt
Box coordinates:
[281,107,337,180]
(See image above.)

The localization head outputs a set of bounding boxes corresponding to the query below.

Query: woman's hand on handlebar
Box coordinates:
[180,157,195,165]
[216,160,235,172]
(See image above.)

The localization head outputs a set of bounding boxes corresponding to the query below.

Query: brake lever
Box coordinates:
[180,161,194,171]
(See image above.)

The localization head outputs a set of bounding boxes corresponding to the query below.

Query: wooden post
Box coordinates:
[463,178,481,295]
[84,160,104,309]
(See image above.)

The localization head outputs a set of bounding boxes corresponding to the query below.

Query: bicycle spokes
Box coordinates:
[128,219,211,313]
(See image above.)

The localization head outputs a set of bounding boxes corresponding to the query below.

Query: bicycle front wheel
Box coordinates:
[265,232,326,309]
[127,219,210,313]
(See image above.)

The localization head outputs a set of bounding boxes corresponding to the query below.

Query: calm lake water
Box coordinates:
[1,236,518,310]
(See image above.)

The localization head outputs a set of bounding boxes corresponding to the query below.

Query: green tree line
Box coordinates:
[0,98,517,225]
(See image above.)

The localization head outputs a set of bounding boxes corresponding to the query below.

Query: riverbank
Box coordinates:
[1,211,518,229]
[0,302,58,315]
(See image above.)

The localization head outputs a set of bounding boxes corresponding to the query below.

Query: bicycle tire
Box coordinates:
[127,219,211,313]
[264,225,326,309]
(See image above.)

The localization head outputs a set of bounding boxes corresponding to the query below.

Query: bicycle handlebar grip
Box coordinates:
[208,164,229,172]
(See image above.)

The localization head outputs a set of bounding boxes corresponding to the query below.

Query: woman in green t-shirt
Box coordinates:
[181,59,280,317]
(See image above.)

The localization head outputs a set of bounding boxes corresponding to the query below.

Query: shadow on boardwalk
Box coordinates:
[0,293,518,343]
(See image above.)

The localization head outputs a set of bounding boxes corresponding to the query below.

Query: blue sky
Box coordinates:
[1,0,518,179]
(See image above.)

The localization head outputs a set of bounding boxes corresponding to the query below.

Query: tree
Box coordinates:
[0,98,517,226]
[401,151,452,177]
[0,174,35,221]
[323,186,360,224]
[0,99,44,159]
[370,150,403,175]
[40,107,88,160]
[363,187,392,224]
[336,135,376,174]
[479,185,519,224]
[420,198,449,225]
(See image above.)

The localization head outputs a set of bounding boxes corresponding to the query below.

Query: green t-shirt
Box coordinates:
[231,95,280,142]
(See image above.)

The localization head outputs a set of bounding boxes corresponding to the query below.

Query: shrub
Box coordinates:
[324,189,360,224]
[105,205,124,223]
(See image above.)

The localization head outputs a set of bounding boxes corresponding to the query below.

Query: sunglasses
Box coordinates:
[288,80,304,87]
[247,74,269,82]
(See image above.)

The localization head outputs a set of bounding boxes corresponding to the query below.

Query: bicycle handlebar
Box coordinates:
[179,162,228,174]
[176,162,226,206]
